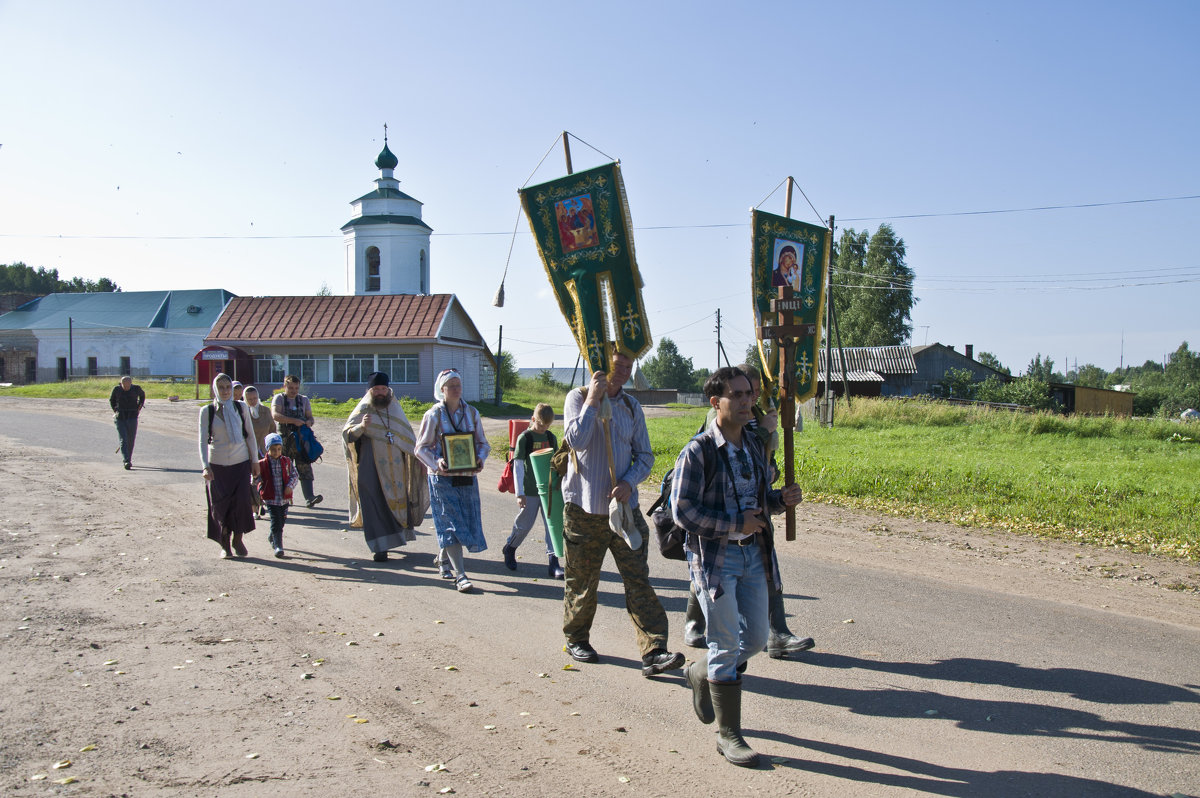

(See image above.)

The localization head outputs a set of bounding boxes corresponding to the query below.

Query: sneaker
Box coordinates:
[566,641,599,663]
[123,462,132,470]
[274,548,286,559]
[455,575,473,593]
[305,494,324,508]
[373,552,388,563]
[641,649,685,676]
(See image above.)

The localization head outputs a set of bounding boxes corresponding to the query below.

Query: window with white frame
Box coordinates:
[287,354,330,384]
[333,353,376,383]
[255,355,286,385]
[378,354,419,384]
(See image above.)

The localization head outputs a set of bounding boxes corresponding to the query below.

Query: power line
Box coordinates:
[3,193,1195,242]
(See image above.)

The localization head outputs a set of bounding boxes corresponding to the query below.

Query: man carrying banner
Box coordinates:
[561,350,684,677]
[672,366,803,767]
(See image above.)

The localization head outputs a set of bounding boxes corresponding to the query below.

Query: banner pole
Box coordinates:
[561,131,574,175]
[780,177,797,541]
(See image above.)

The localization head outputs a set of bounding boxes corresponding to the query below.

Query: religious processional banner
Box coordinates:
[751,209,830,403]
[519,162,651,373]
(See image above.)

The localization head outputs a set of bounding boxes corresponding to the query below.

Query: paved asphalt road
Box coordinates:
[2,399,1199,796]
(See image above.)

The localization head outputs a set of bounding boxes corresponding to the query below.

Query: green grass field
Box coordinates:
[7,381,1196,560]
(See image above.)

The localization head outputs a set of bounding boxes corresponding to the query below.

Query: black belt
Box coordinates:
[730,534,759,547]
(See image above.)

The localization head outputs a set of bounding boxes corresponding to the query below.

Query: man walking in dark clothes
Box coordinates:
[110,375,145,470]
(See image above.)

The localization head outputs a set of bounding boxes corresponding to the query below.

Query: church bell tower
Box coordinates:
[342,128,432,295]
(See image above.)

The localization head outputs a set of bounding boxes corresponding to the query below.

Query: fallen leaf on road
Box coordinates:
[425,762,447,772]
[246,753,259,759]
[30,774,47,781]
[53,760,71,769]
[54,777,77,785]
[537,673,549,678]
[619,776,630,783]
[562,664,575,670]
[79,745,96,752]
[326,696,341,701]
[484,725,496,730]
[842,619,855,624]
[444,665,457,671]
[355,719,369,724]
[103,660,118,666]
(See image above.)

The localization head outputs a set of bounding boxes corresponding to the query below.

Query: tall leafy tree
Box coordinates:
[641,337,695,390]
[831,224,915,346]
[1,262,120,293]
[976,351,1010,375]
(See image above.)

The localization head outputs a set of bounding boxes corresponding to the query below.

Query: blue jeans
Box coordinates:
[114,414,138,465]
[695,541,769,682]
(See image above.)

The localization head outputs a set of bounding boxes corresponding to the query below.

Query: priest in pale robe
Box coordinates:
[342,372,429,561]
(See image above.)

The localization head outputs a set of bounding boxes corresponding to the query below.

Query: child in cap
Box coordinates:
[255,432,297,558]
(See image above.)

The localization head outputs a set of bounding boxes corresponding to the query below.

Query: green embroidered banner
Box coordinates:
[519,162,651,373]
[751,209,829,403]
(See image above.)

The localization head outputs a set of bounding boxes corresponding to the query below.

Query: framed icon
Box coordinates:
[442,432,477,473]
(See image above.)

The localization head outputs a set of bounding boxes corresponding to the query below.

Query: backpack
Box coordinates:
[292,423,324,464]
[207,402,248,443]
[551,389,636,477]
[646,433,718,560]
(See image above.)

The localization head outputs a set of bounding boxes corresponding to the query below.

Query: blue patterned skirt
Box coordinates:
[428,475,488,553]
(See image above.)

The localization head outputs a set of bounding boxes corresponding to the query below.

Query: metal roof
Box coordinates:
[0,289,234,331]
[205,294,455,344]
[340,214,432,231]
[817,345,917,375]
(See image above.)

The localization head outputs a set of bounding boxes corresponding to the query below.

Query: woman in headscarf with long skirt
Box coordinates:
[199,373,260,558]
[415,369,490,592]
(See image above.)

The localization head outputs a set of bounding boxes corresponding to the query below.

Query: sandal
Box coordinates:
[455,575,473,593]
[440,565,455,580]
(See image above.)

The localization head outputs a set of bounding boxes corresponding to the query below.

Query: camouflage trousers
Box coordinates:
[562,502,669,657]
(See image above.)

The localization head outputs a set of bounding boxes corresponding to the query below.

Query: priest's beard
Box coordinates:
[371,394,390,409]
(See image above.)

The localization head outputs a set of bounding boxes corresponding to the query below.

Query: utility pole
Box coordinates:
[495,325,503,405]
[68,316,74,381]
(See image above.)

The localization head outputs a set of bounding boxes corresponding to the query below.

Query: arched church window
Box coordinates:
[420,250,428,294]
[366,247,381,292]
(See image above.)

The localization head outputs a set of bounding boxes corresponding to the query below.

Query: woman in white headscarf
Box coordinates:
[415,369,490,592]
[199,373,260,558]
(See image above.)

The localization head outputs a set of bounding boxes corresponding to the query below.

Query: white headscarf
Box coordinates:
[244,385,262,419]
[212,374,241,443]
[434,369,462,402]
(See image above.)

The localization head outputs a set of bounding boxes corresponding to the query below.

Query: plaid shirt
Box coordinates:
[670,425,783,599]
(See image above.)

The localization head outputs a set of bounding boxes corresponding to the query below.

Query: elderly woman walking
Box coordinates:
[415,369,490,592]
[199,373,260,558]
[243,385,277,518]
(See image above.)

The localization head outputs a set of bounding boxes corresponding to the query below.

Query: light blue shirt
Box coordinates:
[561,387,653,514]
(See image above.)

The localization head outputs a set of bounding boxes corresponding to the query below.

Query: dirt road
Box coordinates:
[1,396,1198,796]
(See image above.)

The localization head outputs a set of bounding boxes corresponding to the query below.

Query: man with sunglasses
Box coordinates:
[670,366,803,767]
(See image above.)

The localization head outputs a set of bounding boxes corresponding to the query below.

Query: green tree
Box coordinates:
[1024,353,1056,382]
[642,337,694,390]
[831,224,916,346]
[941,367,977,399]
[976,351,1010,376]
[1072,364,1108,389]
[496,351,519,391]
[0,262,120,293]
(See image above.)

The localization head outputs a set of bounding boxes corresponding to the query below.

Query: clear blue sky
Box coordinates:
[2,1,1197,376]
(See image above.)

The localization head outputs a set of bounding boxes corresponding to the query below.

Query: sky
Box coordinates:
[1,0,1197,377]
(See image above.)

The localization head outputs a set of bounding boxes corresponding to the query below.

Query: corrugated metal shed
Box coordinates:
[817,345,917,376]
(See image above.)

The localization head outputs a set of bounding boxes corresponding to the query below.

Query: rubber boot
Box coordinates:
[683,586,706,648]
[219,531,233,559]
[232,531,248,557]
[548,554,565,579]
[766,587,814,658]
[502,543,518,571]
[685,655,714,724]
[709,680,759,767]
